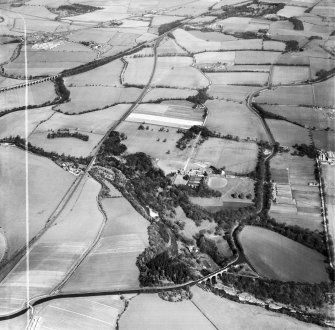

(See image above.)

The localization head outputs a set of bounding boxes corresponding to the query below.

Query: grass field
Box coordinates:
[234,51,280,65]
[194,51,235,65]
[255,85,314,106]
[189,30,237,42]
[0,43,18,65]
[208,72,269,86]
[0,82,56,112]
[157,37,188,56]
[119,293,216,330]
[205,100,268,141]
[62,196,148,292]
[271,66,310,85]
[126,101,204,128]
[55,86,141,114]
[191,286,323,330]
[28,131,103,157]
[34,296,125,330]
[0,146,75,263]
[208,85,260,102]
[117,122,189,173]
[124,56,209,89]
[0,107,54,139]
[0,174,104,315]
[64,59,124,87]
[192,138,258,174]
[260,105,335,130]
[313,77,335,108]
[266,119,311,147]
[312,130,335,152]
[239,226,328,283]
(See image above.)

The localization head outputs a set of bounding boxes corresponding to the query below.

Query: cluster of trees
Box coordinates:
[158,20,183,35]
[47,130,89,141]
[186,89,211,105]
[56,3,100,14]
[285,40,300,52]
[99,131,127,156]
[1,135,92,165]
[177,179,222,198]
[288,17,304,30]
[54,77,70,102]
[138,251,191,286]
[218,272,333,308]
[196,234,227,266]
[176,125,202,150]
[292,143,318,158]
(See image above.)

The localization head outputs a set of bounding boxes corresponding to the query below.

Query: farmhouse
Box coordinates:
[319,150,335,165]
[187,175,202,188]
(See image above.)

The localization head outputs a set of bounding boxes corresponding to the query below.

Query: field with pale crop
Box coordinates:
[208,72,269,86]
[261,105,335,130]
[62,196,148,292]
[35,104,130,134]
[189,30,237,42]
[173,29,263,53]
[0,82,56,112]
[126,101,204,128]
[64,59,124,87]
[190,286,324,330]
[34,296,125,330]
[322,164,335,242]
[239,226,328,283]
[0,146,74,262]
[143,88,197,102]
[124,56,209,89]
[193,138,258,174]
[29,131,103,157]
[194,51,235,65]
[120,293,216,330]
[271,66,310,85]
[277,5,307,17]
[205,100,268,141]
[55,86,141,114]
[117,122,189,173]
[0,106,54,139]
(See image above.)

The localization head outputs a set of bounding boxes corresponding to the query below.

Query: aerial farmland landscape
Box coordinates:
[0,0,334,328]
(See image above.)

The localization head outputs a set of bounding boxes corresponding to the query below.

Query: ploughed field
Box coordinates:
[239,226,328,283]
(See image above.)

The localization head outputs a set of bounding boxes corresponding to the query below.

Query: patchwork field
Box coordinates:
[260,105,335,130]
[322,164,335,243]
[54,86,141,114]
[192,138,259,174]
[117,122,189,173]
[0,176,102,315]
[62,196,148,292]
[33,296,125,330]
[270,153,323,231]
[64,59,124,87]
[124,56,209,89]
[205,100,268,141]
[239,226,328,283]
[0,107,54,139]
[208,72,269,86]
[119,293,216,330]
[0,82,56,112]
[126,101,204,128]
[191,286,324,330]
[0,146,75,262]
